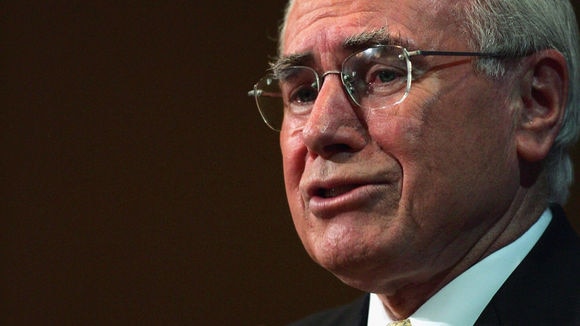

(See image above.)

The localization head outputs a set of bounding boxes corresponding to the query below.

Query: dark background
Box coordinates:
[2,2,579,325]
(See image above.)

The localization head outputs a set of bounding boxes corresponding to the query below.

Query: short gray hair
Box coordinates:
[459,0,580,204]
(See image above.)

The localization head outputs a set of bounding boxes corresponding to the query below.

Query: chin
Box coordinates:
[309,240,397,293]
[325,258,399,294]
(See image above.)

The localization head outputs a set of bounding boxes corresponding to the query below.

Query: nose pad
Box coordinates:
[320,71,359,110]
[301,72,367,158]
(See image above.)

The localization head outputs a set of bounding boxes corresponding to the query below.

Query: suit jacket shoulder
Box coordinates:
[287,295,369,326]
[476,205,580,325]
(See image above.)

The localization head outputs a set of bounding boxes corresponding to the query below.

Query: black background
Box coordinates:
[2,2,579,324]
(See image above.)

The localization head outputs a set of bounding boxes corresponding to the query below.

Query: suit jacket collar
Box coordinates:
[475,205,580,325]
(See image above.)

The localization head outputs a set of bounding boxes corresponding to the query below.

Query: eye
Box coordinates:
[278,67,319,114]
[368,66,405,85]
[376,70,397,83]
[364,65,408,97]
[290,83,318,104]
[284,82,318,115]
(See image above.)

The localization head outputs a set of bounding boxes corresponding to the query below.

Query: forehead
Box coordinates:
[282,0,460,57]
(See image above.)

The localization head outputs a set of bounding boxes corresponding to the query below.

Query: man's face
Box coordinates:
[280,0,522,293]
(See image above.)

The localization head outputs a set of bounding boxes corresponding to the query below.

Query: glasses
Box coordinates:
[248,45,505,131]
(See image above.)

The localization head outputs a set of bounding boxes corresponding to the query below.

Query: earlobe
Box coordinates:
[516,49,568,163]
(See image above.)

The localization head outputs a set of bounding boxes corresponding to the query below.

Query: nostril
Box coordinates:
[323,143,354,154]
[303,123,368,158]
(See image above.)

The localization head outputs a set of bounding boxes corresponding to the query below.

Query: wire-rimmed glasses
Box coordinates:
[248,45,503,131]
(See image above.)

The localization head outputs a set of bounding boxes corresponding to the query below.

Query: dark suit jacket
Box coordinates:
[288,205,580,325]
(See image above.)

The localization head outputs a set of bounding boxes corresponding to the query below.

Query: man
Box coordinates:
[249,0,580,324]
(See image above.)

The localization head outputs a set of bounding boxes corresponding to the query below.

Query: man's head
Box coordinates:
[269,0,578,296]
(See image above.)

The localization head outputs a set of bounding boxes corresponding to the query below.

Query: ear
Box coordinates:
[516,49,568,163]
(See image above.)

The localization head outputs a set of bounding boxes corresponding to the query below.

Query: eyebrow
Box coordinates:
[270,53,312,75]
[270,28,412,74]
[344,28,410,49]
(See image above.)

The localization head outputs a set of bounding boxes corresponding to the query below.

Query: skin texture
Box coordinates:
[279,0,567,319]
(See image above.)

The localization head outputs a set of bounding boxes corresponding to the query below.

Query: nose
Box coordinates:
[302,73,367,159]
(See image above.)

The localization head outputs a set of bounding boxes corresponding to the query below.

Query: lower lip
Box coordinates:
[307,184,390,218]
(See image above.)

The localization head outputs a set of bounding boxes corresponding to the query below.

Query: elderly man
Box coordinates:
[249,0,580,324]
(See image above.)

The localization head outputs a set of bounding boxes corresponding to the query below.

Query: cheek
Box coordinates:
[280,131,307,210]
[381,88,516,220]
[280,133,317,253]
[366,108,426,164]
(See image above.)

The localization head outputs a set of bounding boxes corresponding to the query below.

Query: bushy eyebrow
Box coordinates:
[270,53,312,76]
[343,28,410,49]
[270,28,412,75]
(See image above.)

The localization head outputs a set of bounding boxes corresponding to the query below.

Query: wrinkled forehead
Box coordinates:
[281,0,461,56]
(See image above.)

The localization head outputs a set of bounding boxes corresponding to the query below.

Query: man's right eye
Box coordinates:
[289,85,318,106]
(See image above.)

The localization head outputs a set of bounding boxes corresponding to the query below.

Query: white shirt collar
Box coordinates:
[368,209,552,326]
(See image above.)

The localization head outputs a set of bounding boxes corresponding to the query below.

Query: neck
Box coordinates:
[377,186,548,320]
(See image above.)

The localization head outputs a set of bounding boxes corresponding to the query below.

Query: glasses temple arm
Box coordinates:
[407,50,506,58]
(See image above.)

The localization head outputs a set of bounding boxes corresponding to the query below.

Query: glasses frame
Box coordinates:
[249,45,507,131]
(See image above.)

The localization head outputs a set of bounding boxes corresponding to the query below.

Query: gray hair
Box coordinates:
[459,0,580,204]
[278,0,580,204]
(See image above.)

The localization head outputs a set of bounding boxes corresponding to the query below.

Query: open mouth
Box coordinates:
[316,185,361,198]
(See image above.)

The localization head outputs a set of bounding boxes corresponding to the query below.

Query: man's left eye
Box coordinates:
[376,70,397,83]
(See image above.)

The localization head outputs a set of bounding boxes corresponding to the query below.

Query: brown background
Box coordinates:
[2,2,579,325]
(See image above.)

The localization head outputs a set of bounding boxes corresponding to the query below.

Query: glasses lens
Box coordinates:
[252,46,411,131]
[254,67,319,131]
[342,45,411,109]
[254,75,284,131]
